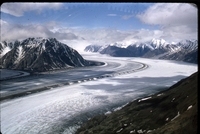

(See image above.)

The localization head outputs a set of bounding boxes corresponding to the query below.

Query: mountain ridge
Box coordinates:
[84,39,198,63]
[0,37,92,72]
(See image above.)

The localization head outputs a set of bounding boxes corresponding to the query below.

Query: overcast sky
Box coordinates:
[0,3,197,51]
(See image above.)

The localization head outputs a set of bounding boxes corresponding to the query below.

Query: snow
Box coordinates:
[171,98,175,102]
[0,46,11,57]
[130,130,135,133]
[113,103,129,112]
[138,96,152,102]
[0,54,197,134]
[171,111,180,121]
[165,118,169,121]
[14,45,24,64]
[147,130,152,133]
[151,38,168,48]
[110,42,129,48]
[157,93,163,96]
[116,128,123,133]
[187,105,193,110]
[105,111,111,115]
[137,129,144,133]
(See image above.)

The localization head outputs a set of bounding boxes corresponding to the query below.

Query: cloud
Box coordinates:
[1,3,198,52]
[0,20,187,52]
[107,14,117,16]
[1,3,63,17]
[121,14,135,20]
[1,22,78,41]
[0,19,8,25]
[137,3,197,41]
[137,3,197,26]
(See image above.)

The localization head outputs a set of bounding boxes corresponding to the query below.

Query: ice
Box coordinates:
[0,54,197,134]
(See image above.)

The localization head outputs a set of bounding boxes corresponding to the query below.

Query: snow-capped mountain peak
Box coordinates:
[109,42,129,48]
[151,38,168,48]
[0,37,90,72]
[0,41,16,57]
[84,38,198,63]
[177,39,198,51]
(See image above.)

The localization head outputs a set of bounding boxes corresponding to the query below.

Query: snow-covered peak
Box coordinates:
[0,41,15,57]
[19,37,64,51]
[151,38,168,48]
[177,39,198,50]
[21,37,45,48]
[109,42,129,48]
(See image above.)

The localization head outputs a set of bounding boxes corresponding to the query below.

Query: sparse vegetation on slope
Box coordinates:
[76,72,198,134]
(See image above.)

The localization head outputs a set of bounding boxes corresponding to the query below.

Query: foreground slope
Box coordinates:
[76,72,198,134]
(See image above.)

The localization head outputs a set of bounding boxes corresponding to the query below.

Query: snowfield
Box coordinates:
[0,53,197,134]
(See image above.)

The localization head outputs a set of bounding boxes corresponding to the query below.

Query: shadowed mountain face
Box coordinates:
[0,38,90,72]
[76,72,198,134]
[100,46,134,57]
[159,49,198,64]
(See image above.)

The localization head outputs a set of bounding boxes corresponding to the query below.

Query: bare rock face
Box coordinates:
[0,37,90,72]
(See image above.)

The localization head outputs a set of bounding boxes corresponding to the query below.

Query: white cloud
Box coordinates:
[121,14,135,20]
[0,20,182,51]
[137,3,197,26]
[1,20,163,51]
[1,22,78,41]
[107,14,117,16]
[137,3,198,41]
[1,3,63,17]
[0,19,8,25]
[1,4,198,52]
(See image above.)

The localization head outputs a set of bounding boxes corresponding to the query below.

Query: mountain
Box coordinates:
[159,49,198,64]
[84,43,129,53]
[76,71,198,134]
[0,37,91,72]
[126,42,155,57]
[159,40,198,63]
[0,41,15,57]
[84,39,198,63]
[100,46,134,57]
[84,44,103,52]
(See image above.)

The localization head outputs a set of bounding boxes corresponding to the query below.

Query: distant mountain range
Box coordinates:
[0,37,91,72]
[85,39,198,64]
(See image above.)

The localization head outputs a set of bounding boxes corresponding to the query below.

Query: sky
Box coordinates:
[0,3,198,51]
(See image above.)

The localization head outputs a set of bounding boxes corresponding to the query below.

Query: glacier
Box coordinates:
[0,53,197,134]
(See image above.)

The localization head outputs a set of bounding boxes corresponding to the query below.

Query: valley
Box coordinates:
[0,3,197,134]
[0,53,197,134]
